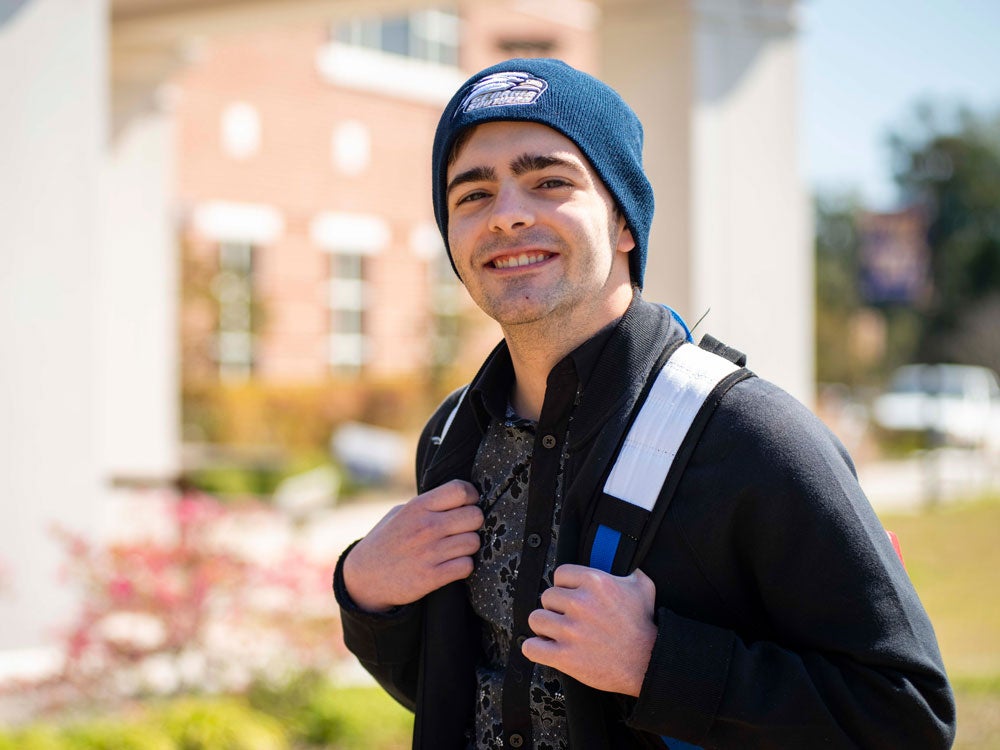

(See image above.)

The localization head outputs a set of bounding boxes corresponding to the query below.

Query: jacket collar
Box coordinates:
[421,293,687,490]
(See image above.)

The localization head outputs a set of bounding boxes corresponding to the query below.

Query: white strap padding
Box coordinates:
[432,385,469,445]
[603,343,739,511]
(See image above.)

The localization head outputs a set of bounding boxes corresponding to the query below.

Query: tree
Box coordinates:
[889,104,1000,372]
[814,191,864,385]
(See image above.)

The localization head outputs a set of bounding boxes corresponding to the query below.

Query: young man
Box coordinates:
[333,59,955,749]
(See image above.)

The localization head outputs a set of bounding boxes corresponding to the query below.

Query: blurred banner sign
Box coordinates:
[858,208,930,306]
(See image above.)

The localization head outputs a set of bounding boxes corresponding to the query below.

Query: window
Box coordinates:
[334,8,459,66]
[319,7,464,103]
[329,251,368,372]
[497,38,557,57]
[220,102,261,160]
[213,242,255,380]
[430,250,462,369]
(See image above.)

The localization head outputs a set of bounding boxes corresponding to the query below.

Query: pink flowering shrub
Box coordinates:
[24,491,347,711]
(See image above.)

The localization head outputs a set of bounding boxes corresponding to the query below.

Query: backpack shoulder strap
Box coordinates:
[431,385,469,447]
[415,384,472,491]
[587,337,753,575]
[697,333,747,367]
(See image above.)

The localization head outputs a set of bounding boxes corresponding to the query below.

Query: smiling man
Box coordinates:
[333,59,955,749]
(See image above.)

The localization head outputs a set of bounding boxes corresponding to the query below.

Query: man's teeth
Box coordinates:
[493,253,548,269]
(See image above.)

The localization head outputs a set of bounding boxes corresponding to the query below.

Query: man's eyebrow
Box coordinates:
[510,153,583,176]
[446,165,496,198]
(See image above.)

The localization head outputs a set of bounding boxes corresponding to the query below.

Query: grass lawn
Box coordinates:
[879,497,1000,748]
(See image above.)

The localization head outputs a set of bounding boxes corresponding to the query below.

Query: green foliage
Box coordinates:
[248,672,412,748]
[61,720,174,750]
[156,698,288,750]
[186,463,300,498]
[318,685,413,748]
[812,193,915,385]
[182,378,436,457]
[889,104,1000,371]
[815,103,1000,389]
[0,682,414,750]
[814,192,865,384]
[0,726,63,750]
[184,455,359,502]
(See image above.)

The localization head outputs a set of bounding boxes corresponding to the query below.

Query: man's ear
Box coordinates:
[616,224,635,255]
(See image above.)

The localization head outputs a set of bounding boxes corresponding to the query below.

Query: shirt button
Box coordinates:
[509,733,524,748]
[516,634,528,650]
[541,434,557,449]
[526,533,542,548]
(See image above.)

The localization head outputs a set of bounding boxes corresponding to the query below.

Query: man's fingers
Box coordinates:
[445,503,485,534]
[421,479,481,512]
[402,500,481,545]
[434,555,475,584]
[527,607,566,641]
[440,530,482,560]
[552,563,592,589]
[630,567,656,599]
[521,635,560,667]
[538,585,571,615]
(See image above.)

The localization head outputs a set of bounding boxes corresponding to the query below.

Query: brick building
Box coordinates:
[174,2,597,384]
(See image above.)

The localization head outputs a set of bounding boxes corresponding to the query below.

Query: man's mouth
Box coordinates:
[491,252,552,269]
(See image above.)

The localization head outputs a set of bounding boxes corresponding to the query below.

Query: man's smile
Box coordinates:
[490,251,554,270]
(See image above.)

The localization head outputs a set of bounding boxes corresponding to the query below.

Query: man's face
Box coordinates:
[444,121,634,331]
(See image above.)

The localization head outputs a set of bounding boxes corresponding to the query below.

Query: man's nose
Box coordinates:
[489,182,534,234]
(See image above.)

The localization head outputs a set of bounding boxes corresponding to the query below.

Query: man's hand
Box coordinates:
[342,479,483,613]
[522,564,657,697]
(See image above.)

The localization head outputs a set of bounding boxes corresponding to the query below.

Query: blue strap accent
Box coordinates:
[664,305,694,343]
[661,738,703,749]
[589,524,621,573]
[589,527,705,749]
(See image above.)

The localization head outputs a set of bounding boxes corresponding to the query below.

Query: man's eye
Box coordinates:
[539,178,570,189]
[456,190,488,205]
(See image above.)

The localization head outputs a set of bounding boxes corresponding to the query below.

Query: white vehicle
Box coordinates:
[872,364,1000,448]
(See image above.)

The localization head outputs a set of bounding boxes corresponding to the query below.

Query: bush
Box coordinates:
[61,720,173,750]
[157,698,288,750]
[0,725,63,750]
[42,494,344,708]
[181,377,437,456]
[308,685,412,749]
[0,681,413,750]
[248,672,412,749]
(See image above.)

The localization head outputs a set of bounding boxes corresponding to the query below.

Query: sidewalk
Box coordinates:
[308,448,1000,564]
[858,448,1000,513]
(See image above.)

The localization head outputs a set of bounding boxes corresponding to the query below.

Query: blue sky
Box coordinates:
[799,0,1000,208]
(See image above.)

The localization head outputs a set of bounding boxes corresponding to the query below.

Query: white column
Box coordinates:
[0,0,107,660]
[689,0,812,403]
[599,0,695,315]
[599,0,813,404]
[99,101,180,489]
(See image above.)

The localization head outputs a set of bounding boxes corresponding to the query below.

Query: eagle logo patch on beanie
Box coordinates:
[458,72,548,114]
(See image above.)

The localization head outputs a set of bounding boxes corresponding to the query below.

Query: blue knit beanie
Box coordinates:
[431,58,655,288]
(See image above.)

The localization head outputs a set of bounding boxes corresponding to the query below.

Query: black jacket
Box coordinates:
[334,298,956,749]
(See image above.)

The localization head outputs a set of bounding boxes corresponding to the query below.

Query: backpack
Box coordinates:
[428,322,901,750]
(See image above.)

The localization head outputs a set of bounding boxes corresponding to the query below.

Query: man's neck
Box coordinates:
[503,287,634,421]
